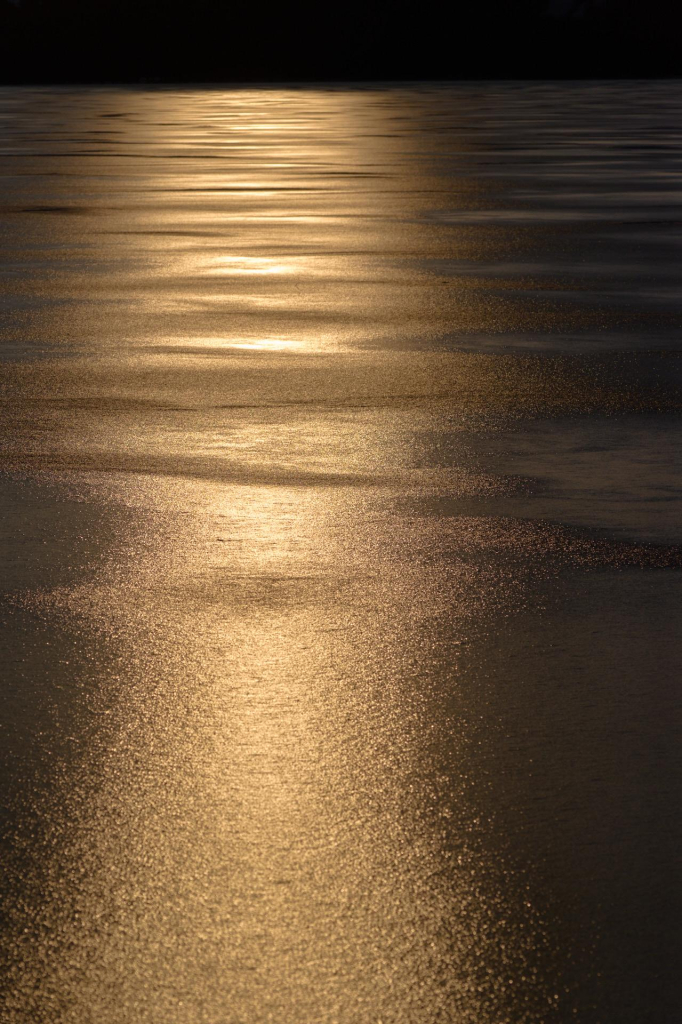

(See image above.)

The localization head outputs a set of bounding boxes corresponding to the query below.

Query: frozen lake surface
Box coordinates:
[1,82,681,1023]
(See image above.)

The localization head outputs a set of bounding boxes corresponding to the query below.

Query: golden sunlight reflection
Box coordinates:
[218,337,302,351]
[160,335,305,352]
[204,255,292,276]
[7,469,537,1024]
[6,83,657,1024]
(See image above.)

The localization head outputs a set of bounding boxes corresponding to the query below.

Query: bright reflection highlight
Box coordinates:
[160,335,304,352]
[205,255,291,276]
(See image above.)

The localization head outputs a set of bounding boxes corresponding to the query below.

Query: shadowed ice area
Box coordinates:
[0,82,681,1023]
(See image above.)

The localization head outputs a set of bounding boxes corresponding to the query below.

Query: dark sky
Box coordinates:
[0,0,679,82]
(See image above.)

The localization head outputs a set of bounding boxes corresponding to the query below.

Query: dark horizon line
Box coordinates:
[3,74,682,88]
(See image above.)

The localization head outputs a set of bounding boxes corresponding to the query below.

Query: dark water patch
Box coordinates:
[437,513,682,571]
[20,205,92,215]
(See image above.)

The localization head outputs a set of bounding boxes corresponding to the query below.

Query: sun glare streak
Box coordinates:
[204,255,291,276]
[0,84,571,1024]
